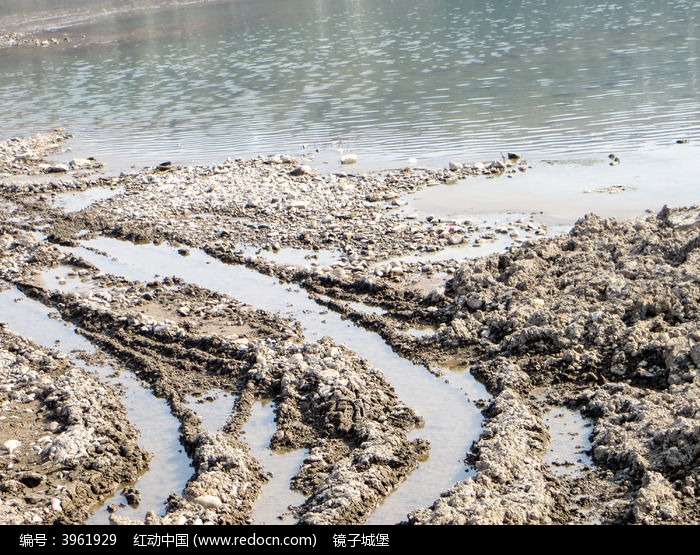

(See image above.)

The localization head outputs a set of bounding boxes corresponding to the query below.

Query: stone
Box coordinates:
[69,157,102,170]
[2,439,20,456]
[45,163,69,173]
[340,154,358,165]
[193,494,223,510]
[290,165,313,176]
[448,161,463,171]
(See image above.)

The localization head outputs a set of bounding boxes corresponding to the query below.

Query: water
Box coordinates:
[65,236,486,523]
[402,151,700,226]
[1,0,698,178]
[51,185,123,213]
[243,399,307,525]
[543,406,594,476]
[185,389,235,433]
[0,285,193,524]
[240,245,340,269]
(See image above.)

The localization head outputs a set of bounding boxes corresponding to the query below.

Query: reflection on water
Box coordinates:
[1,0,698,174]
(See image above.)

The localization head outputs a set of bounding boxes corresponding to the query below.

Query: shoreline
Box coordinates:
[1,130,699,525]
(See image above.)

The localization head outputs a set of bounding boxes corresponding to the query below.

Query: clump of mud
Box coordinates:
[408,206,700,524]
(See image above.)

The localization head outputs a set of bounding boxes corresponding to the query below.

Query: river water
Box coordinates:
[0,0,698,183]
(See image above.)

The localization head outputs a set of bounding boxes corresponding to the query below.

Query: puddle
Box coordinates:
[543,406,594,476]
[184,390,235,432]
[37,265,103,294]
[243,399,307,525]
[51,186,123,213]
[403,324,439,338]
[343,299,386,317]
[68,236,487,523]
[402,150,700,227]
[0,285,192,524]
[241,245,340,269]
[436,360,490,405]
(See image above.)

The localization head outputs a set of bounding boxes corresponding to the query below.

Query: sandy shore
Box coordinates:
[1,130,698,524]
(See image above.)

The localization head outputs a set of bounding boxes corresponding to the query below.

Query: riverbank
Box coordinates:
[1,130,698,524]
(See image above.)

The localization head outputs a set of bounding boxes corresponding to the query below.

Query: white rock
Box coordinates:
[69,158,101,170]
[51,498,62,512]
[340,153,358,165]
[448,161,463,171]
[2,439,20,455]
[290,165,313,176]
[193,495,222,509]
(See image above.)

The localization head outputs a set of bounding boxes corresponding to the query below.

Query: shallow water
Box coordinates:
[185,389,235,433]
[243,399,307,525]
[1,0,698,180]
[67,236,487,523]
[403,149,700,226]
[240,245,340,269]
[543,406,594,476]
[51,185,123,213]
[0,285,192,524]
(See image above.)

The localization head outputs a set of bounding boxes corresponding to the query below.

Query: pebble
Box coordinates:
[289,165,313,176]
[2,439,21,455]
[193,495,223,509]
[45,163,69,173]
[340,154,358,165]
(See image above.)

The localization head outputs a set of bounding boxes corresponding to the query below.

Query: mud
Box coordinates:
[1,131,698,524]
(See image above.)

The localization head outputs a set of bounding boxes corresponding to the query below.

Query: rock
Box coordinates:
[448,234,463,245]
[122,487,141,506]
[69,157,102,170]
[340,154,358,165]
[193,494,223,510]
[290,165,313,176]
[50,498,62,512]
[45,163,69,173]
[2,439,21,456]
[144,511,160,525]
[448,161,463,171]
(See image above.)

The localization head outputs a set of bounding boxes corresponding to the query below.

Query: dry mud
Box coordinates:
[0,131,698,524]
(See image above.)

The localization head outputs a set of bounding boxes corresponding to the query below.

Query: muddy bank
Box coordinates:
[408,207,700,524]
[0,314,149,524]
[2,130,699,524]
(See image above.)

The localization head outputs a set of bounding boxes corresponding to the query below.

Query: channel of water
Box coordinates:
[543,406,594,476]
[64,236,487,524]
[243,400,307,525]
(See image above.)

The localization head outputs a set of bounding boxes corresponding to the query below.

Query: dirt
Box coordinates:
[1,130,698,524]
